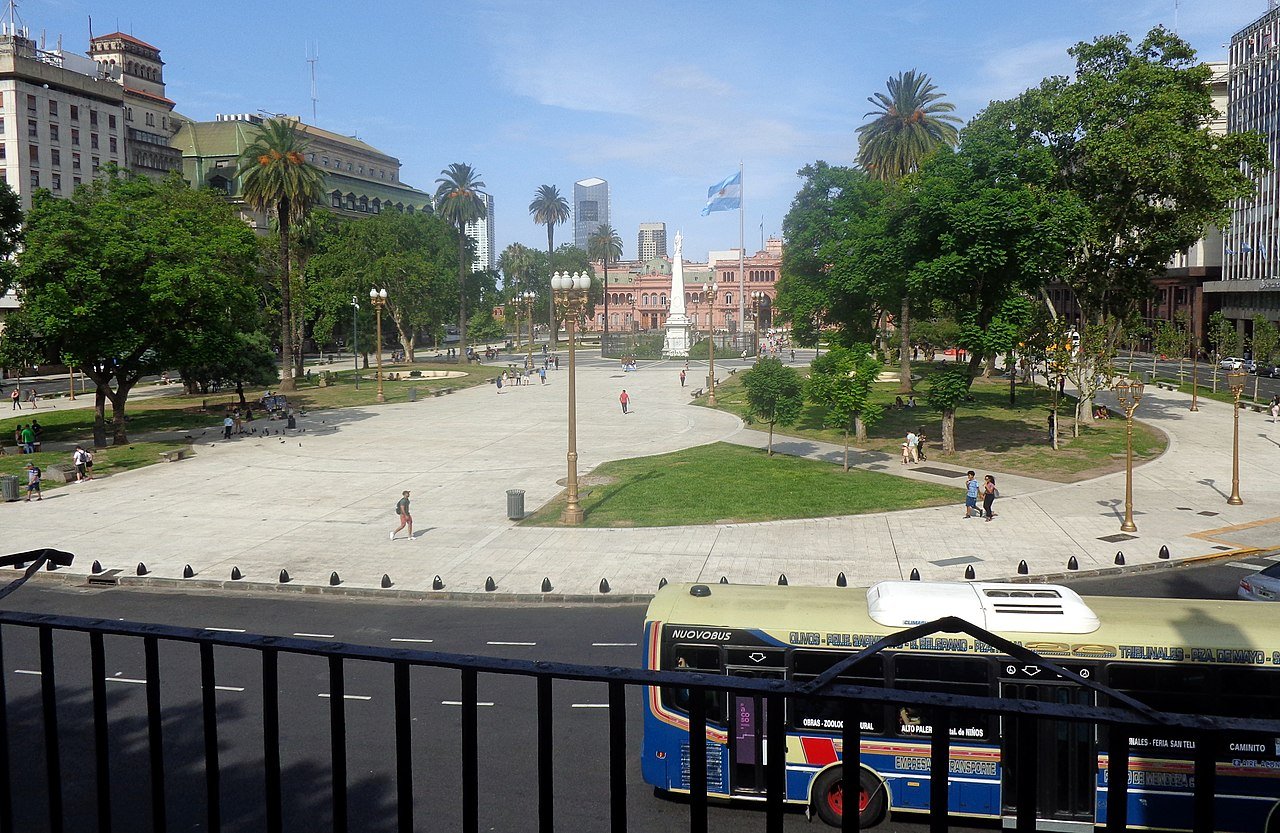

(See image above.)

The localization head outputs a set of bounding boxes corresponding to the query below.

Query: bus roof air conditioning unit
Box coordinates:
[866,581,1100,634]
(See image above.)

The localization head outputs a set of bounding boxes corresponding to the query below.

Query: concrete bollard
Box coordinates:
[1017,560,1029,575]
[91,560,103,575]
[183,565,195,579]
[541,577,552,593]
[485,576,496,592]
[279,569,291,584]
[964,565,976,580]
[329,571,341,586]
[836,572,847,587]
[231,566,243,580]
[1159,545,1170,560]
[432,575,444,590]
[719,576,729,584]
[1067,556,1079,571]
[381,574,393,589]
[777,574,788,586]
[1114,552,1125,566]
[658,577,668,589]
[137,563,148,576]
[599,578,611,594]
[46,559,58,572]
[909,568,920,581]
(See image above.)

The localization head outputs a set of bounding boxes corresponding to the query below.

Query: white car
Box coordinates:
[1219,357,1245,370]
[1238,562,1280,601]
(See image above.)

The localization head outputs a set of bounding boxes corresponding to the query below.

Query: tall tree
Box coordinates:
[529,184,571,345]
[237,118,324,392]
[588,224,624,340]
[498,242,537,347]
[741,357,805,455]
[435,163,488,362]
[807,345,883,469]
[857,69,962,390]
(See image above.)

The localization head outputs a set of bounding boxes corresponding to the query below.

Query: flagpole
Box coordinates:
[738,160,746,354]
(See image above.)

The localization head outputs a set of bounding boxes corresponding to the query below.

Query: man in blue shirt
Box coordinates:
[964,471,979,519]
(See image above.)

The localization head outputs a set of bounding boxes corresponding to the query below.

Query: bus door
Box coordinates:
[1000,665,1097,829]
[726,647,786,795]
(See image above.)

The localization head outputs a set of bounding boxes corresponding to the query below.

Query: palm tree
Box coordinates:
[588,224,623,342]
[237,118,325,391]
[529,184,570,346]
[435,163,488,362]
[856,70,960,391]
[498,242,536,347]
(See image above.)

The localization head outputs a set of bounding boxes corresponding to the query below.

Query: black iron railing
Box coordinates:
[1,549,1278,833]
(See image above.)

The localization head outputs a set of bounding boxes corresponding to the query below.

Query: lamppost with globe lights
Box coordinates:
[520,290,537,370]
[369,288,387,403]
[552,271,592,525]
[705,280,718,405]
[351,295,360,390]
[1113,379,1144,532]
[750,290,767,355]
[1227,369,1248,505]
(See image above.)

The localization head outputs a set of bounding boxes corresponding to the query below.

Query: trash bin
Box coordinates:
[506,489,525,520]
[286,413,297,430]
[0,474,19,502]
[408,387,418,402]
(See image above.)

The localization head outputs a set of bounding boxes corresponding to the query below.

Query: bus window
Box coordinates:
[790,651,886,734]
[663,645,725,725]
[892,656,995,741]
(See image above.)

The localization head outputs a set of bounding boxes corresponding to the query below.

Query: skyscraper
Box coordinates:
[574,177,609,251]
[637,222,667,261]
[465,192,496,272]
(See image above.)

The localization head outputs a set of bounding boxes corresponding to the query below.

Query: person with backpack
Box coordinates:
[24,462,41,501]
[390,490,414,541]
[73,446,88,482]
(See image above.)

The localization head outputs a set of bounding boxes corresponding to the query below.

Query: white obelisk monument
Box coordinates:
[663,231,693,357]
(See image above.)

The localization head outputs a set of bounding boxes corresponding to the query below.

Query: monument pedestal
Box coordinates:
[663,316,693,357]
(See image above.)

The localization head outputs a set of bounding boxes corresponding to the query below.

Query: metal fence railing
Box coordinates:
[2,549,1277,833]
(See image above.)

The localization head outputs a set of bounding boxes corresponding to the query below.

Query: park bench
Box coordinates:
[1155,381,1178,392]
[158,449,187,463]
[690,388,704,398]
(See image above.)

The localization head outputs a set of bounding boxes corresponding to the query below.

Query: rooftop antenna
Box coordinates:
[306,41,319,125]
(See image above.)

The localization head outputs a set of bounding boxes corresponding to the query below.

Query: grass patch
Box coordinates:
[522,441,960,527]
[697,363,1166,483]
[0,361,504,446]
[0,440,191,492]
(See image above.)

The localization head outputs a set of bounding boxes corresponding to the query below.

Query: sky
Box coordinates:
[13,0,1273,265]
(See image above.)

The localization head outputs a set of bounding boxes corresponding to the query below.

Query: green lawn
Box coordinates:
[522,441,960,527]
[698,363,1166,483]
[0,440,191,493]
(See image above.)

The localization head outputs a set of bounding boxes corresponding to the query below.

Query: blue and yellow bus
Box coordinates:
[641,580,1280,831]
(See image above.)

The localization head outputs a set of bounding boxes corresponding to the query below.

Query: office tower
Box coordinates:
[637,222,667,261]
[574,177,609,251]
[466,192,496,272]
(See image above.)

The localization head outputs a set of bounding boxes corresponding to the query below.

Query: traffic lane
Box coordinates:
[1060,558,1274,600]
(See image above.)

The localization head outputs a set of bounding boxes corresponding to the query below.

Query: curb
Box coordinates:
[27,545,1267,604]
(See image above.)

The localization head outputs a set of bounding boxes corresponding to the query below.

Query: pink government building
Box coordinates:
[583,238,782,333]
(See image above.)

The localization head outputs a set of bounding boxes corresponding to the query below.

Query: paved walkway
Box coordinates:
[5,355,1278,597]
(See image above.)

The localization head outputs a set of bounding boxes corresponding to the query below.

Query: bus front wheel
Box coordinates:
[813,767,886,829]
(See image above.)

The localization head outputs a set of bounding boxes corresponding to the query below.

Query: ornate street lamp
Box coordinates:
[369,287,387,403]
[706,281,718,405]
[1113,379,1144,532]
[351,295,360,390]
[520,290,537,370]
[751,290,767,355]
[552,271,592,525]
[1227,369,1248,505]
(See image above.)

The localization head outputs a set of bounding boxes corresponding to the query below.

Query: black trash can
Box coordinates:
[408,387,418,402]
[506,489,525,520]
[286,413,297,430]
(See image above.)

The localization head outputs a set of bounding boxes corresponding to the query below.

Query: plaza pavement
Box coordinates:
[4,354,1278,598]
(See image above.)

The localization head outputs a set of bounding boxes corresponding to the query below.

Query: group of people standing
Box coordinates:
[901,429,928,464]
[964,471,999,521]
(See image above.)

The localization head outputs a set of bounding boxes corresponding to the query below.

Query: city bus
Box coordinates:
[641,580,1280,831]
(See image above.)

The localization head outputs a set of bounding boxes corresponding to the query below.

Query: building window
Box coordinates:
[51,148,60,167]
[346,194,356,210]
[0,144,5,160]
[90,110,98,126]
[73,176,81,187]
[72,152,80,170]
[91,133,99,149]
[161,116,166,130]
[372,199,380,213]
[146,112,154,127]
[358,196,368,212]
[125,107,132,122]
[70,105,78,121]
[28,145,37,165]
[26,120,36,138]
[331,191,341,208]
[25,94,35,113]
[49,124,58,142]
[0,117,4,135]
[359,165,364,175]
[321,156,329,166]
[109,137,117,153]
[108,114,116,130]
[48,100,57,117]
[71,128,79,146]
[51,173,61,191]
[307,153,314,162]
[91,156,99,172]
[29,171,38,189]
[347,162,353,171]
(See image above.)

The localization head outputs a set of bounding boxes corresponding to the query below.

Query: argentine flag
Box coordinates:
[701,170,742,216]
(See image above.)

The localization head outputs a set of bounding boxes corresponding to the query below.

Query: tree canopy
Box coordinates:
[741,357,805,455]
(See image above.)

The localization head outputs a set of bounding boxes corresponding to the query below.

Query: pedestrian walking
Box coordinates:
[906,430,919,464]
[24,462,41,501]
[620,389,630,414]
[19,423,35,454]
[73,445,88,482]
[1047,411,1056,442]
[679,369,686,387]
[83,448,94,480]
[554,355,559,369]
[1270,396,1279,424]
[9,387,19,410]
[30,418,42,452]
[222,414,233,440]
[916,431,928,463]
[982,475,999,521]
[496,375,504,393]
[963,471,979,519]
[233,409,243,435]
[539,366,547,385]
[391,490,414,540]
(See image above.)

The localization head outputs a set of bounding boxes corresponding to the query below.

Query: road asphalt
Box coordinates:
[4,351,1279,598]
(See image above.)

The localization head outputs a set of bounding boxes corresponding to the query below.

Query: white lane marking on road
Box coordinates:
[13,669,40,676]
[204,627,246,633]
[293,633,336,639]
[390,638,434,643]
[214,686,245,692]
[486,641,535,646]
[105,677,146,685]
[1226,562,1264,571]
[1266,555,1280,562]
[591,642,638,647]
[570,703,610,709]
[317,694,373,701]
[441,700,495,707]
